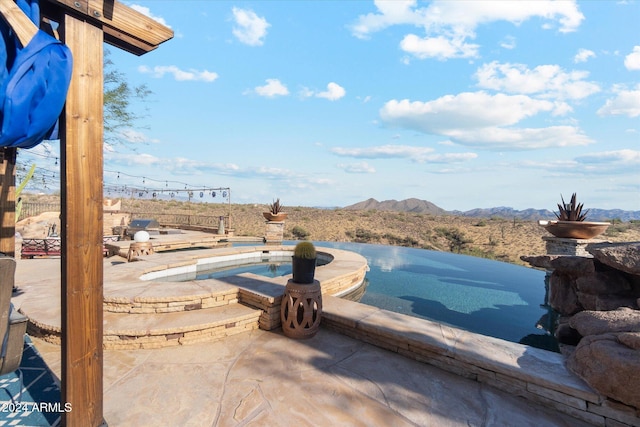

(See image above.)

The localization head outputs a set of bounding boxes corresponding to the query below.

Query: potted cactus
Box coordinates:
[263,198,288,222]
[539,193,610,239]
[291,241,316,284]
[281,241,322,339]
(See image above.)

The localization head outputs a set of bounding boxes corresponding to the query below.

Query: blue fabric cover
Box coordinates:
[0,0,72,148]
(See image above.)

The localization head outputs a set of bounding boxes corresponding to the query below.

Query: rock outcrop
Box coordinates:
[522,242,640,411]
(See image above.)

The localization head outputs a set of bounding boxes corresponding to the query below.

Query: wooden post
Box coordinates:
[0,2,172,425]
[0,148,15,257]
[59,14,105,427]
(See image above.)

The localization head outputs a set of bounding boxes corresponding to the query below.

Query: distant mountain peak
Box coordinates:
[343,198,640,221]
[343,198,447,215]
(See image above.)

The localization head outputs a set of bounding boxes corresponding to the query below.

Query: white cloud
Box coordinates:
[500,35,516,50]
[576,149,640,165]
[350,0,421,39]
[400,34,479,60]
[574,48,595,63]
[253,79,289,97]
[597,84,640,118]
[107,152,161,167]
[129,4,170,27]
[331,144,476,163]
[350,0,584,60]
[381,93,556,131]
[450,126,593,149]
[299,82,346,101]
[232,7,270,46]
[298,87,314,98]
[572,149,640,174]
[380,93,594,149]
[138,65,218,82]
[316,82,346,101]
[333,144,433,160]
[475,61,600,100]
[337,162,376,173]
[624,46,640,70]
[118,129,159,144]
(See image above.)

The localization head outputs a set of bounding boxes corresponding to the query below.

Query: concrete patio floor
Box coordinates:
[31,327,589,427]
[7,233,613,426]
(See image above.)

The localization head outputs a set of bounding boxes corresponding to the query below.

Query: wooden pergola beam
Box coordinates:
[45,0,173,55]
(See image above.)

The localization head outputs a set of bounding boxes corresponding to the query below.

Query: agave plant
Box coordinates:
[555,193,588,222]
[268,198,284,214]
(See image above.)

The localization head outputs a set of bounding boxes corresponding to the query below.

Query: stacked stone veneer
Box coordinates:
[522,238,640,425]
[264,221,284,244]
[23,245,369,351]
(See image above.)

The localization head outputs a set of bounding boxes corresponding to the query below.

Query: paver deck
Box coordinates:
[8,232,638,426]
[31,327,589,427]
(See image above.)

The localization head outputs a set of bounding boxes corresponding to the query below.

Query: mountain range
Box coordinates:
[343,198,640,222]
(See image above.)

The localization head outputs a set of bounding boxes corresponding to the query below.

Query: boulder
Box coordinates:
[549,272,581,315]
[595,295,638,311]
[589,243,640,276]
[569,307,640,337]
[619,332,640,350]
[549,255,595,275]
[576,271,631,295]
[566,333,640,409]
[520,255,595,275]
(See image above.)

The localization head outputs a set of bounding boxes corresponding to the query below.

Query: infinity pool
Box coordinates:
[171,240,558,351]
[307,241,558,352]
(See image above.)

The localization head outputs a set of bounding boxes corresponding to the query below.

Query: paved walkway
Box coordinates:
[32,327,588,427]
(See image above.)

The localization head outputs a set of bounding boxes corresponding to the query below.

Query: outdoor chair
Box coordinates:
[0,256,28,402]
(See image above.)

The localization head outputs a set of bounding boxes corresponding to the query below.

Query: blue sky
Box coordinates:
[24,1,640,211]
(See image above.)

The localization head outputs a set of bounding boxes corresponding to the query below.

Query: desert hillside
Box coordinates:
[19,194,640,266]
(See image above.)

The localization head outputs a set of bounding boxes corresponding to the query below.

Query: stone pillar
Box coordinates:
[543,236,608,257]
[264,221,284,244]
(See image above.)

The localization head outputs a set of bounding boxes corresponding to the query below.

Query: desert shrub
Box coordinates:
[347,228,378,243]
[462,247,498,260]
[383,233,420,247]
[604,223,630,236]
[439,228,472,253]
[291,225,310,240]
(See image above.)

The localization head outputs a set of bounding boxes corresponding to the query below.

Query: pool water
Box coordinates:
[168,241,558,352]
[196,260,294,280]
[194,255,330,280]
[308,241,558,352]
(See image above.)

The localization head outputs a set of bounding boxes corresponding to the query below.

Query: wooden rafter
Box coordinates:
[43,0,173,55]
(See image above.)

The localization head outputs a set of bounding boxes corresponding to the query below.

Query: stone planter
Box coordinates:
[280,279,322,339]
[539,220,610,239]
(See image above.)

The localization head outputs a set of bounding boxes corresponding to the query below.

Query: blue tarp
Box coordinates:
[0,0,72,148]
